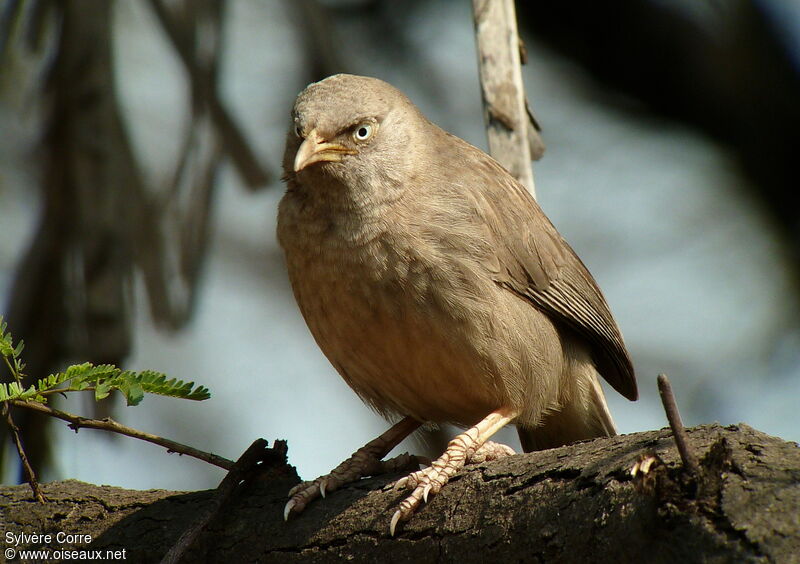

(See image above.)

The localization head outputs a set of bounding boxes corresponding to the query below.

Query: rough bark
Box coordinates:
[1,424,798,563]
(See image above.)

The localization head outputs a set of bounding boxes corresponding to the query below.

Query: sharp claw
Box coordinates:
[423,483,432,503]
[284,499,296,521]
[320,480,327,498]
[394,477,408,490]
[390,509,402,537]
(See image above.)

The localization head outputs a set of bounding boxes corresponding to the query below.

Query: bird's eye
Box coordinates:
[353,123,373,142]
[294,125,303,138]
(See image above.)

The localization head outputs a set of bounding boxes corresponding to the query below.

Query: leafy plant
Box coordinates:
[0,316,210,406]
[1,315,229,502]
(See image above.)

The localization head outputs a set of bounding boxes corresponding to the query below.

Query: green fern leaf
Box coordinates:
[94,380,113,401]
[133,370,210,401]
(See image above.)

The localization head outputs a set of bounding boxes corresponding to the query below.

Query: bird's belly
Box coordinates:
[286,244,505,426]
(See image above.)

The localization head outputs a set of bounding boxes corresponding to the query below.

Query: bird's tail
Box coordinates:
[517,366,617,453]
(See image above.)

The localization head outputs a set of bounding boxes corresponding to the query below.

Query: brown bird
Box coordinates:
[277,74,637,534]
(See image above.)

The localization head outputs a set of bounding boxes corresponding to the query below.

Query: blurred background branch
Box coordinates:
[0,0,269,477]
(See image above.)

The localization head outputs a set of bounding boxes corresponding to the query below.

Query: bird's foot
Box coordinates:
[389,413,517,536]
[284,417,421,520]
[467,440,516,463]
[390,440,514,497]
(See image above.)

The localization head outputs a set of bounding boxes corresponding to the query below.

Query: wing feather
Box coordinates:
[459,145,637,401]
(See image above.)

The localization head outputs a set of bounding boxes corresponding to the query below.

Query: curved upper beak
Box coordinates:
[293,129,357,172]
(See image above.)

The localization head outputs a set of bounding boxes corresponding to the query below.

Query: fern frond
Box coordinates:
[0,317,11,356]
[0,316,26,381]
[0,381,41,402]
[114,370,210,404]
[1,316,211,407]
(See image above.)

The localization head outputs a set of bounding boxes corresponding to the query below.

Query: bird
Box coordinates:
[277,74,637,535]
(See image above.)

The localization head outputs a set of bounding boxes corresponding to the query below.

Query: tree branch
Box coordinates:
[161,439,283,564]
[10,400,234,471]
[472,0,541,196]
[1,424,796,562]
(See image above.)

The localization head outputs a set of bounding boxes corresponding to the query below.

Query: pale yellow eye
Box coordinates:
[353,123,373,142]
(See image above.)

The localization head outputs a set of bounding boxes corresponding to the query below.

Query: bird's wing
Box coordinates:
[468,151,638,401]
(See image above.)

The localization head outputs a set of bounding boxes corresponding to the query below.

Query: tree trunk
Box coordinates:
[1,423,798,563]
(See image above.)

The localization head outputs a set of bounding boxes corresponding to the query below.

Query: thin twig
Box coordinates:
[657,373,699,475]
[2,404,46,502]
[472,0,539,196]
[160,438,280,564]
[147,0,270,189]
[11,399,234,471]
[3,355,22,384]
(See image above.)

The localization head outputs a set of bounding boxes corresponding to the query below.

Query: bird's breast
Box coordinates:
[277,197,505,424]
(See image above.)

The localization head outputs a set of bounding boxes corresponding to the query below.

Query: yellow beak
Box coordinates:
[293,129,357,172]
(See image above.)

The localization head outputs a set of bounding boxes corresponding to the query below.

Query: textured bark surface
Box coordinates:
[1,424,798,563]
[472,0,539,194]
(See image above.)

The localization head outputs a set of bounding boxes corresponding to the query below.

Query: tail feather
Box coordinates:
[517,370,616,453]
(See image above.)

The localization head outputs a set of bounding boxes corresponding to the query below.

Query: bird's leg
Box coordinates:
[284,416,422,519]
[390,407,519,535]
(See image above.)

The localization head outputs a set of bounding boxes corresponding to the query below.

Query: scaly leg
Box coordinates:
[284,416,422,519]
[390,407,519,535]
[392,440,515,493]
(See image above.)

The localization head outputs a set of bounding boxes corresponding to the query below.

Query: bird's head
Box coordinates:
[283,74,427,204]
